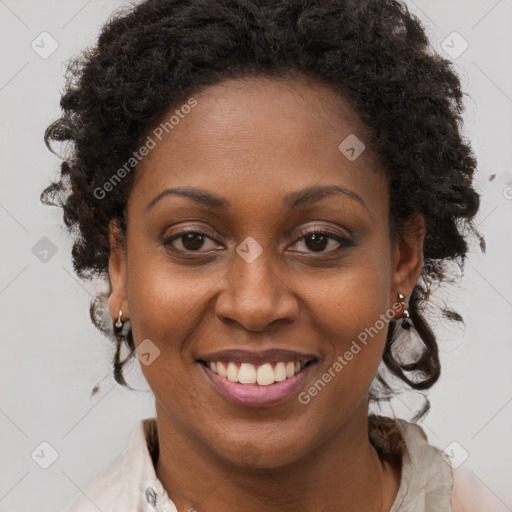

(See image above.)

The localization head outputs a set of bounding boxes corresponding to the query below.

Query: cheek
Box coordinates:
[122,245,205,384]
[126,238,223,339]
[302,252,392,391]
[306,251,391,342]
[125,260,212,414]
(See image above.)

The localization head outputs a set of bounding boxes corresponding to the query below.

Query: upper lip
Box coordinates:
[196,348,318,365]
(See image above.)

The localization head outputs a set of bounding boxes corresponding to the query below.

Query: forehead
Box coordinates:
[129,75,387,214]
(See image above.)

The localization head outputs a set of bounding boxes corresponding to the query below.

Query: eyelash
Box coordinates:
[162,227,352,255]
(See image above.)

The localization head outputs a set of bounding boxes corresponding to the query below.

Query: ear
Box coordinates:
[107,218,129,320]
[390,213,425,314]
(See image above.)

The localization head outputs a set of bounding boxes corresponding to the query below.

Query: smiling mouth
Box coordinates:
[197,359,317,386]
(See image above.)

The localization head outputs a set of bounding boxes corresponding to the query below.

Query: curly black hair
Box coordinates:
[41,0,484,420]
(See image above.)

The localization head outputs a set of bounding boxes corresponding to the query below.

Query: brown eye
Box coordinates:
[304,232,329,252]
[180,232,207,251]
[289,229,353,254]
[163,230,221,252]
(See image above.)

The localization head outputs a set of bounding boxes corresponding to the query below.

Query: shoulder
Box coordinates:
[370,415,453,511]
[393,421,501,512]
[60,417,158,512]
[61,453,128,512]
[451,466,502,512]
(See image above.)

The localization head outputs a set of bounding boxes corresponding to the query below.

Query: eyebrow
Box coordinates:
[145,184,368,213]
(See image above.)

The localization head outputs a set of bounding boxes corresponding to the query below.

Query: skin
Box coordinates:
[108,75,425,512]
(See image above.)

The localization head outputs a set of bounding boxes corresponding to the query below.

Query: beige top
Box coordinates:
[369,414,453,511]
[62,415,492,512]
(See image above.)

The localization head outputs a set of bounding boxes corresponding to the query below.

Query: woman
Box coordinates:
[42,0,491,510]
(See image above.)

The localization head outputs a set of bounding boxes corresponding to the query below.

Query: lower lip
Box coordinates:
[200,362,315,407]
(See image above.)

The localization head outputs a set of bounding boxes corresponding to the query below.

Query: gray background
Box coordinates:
[1,1,511,511]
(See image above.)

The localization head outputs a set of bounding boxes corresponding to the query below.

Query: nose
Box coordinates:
[215,245,299,332]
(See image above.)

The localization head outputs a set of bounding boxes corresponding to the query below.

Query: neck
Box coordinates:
[154,402,400,512]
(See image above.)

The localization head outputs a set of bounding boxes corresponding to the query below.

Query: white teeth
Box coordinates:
[226,362,239,382]
[238,363,257,384]
[217,361,227,378]
[256,363,275,386]
[206,359,313,385]
[274,362,287,382]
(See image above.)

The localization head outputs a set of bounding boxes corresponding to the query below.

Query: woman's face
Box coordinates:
[108,76,424,467]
